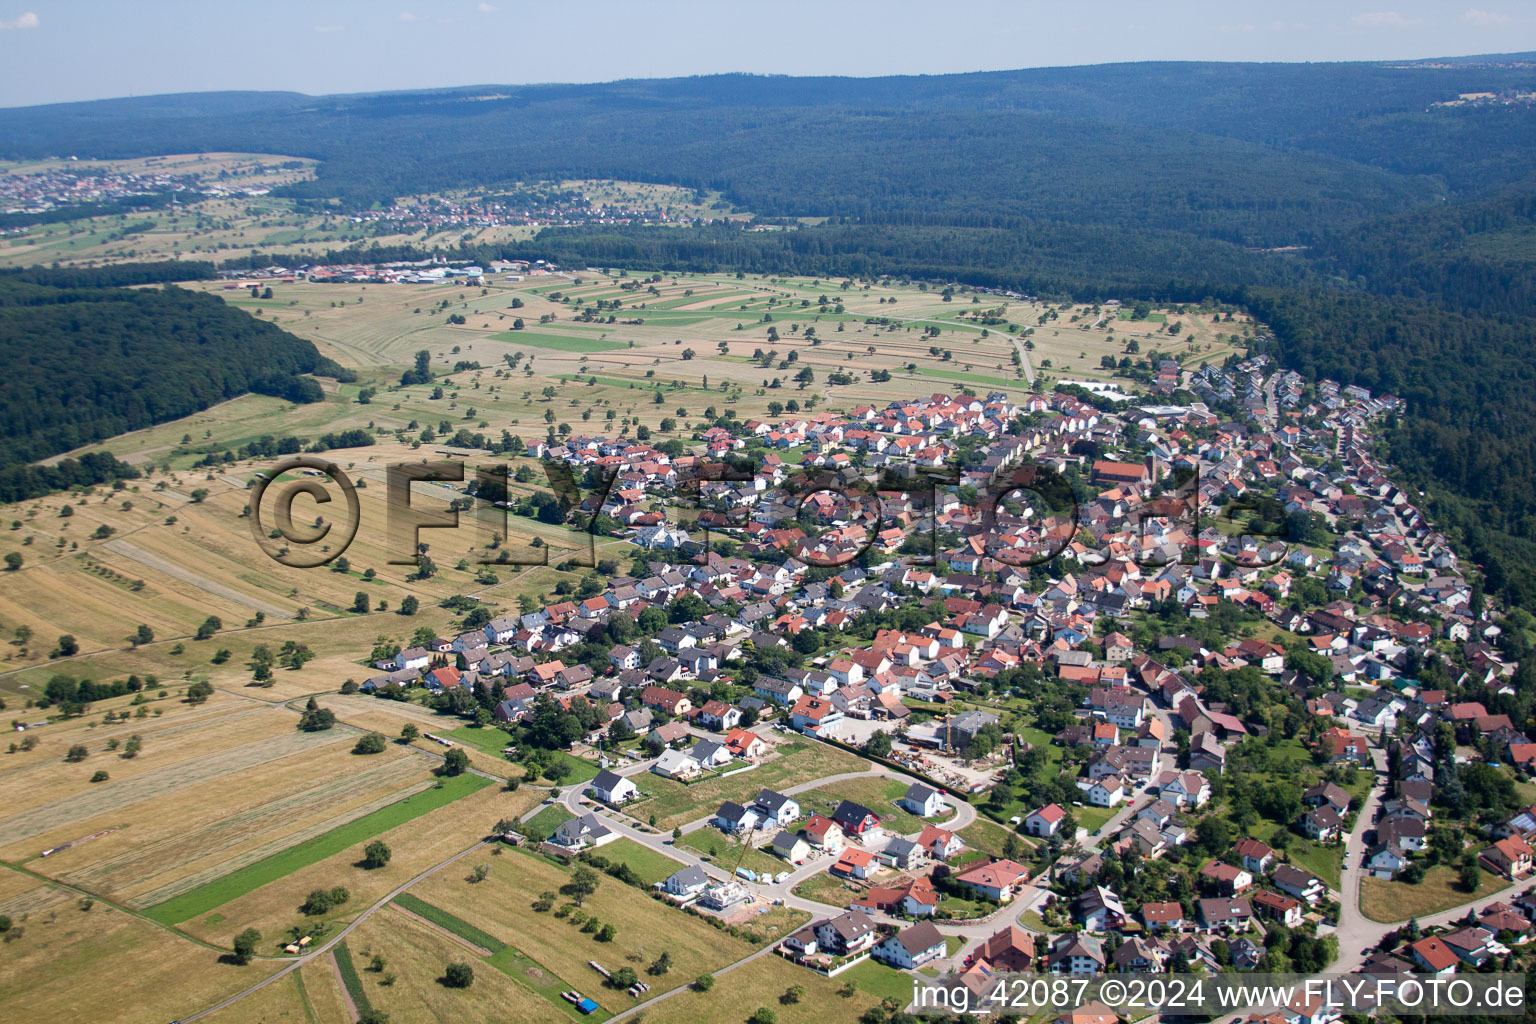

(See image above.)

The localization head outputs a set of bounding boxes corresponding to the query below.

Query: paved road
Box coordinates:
[1329,731,1514,970]
[1331,740,1390,969]
[1008,336,1037,385]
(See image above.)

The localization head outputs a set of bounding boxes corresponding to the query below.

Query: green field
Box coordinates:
[587,838,687,886]
[333,940,375,1015]
[489,330,629,352]
[394,892,508,952]
[142,773,493,924]
[839,958,916,1003]
[486,943,612,1023]
[794,776,954,835]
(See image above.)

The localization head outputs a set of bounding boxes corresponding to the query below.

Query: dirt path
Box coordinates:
[388,901,495,956]
[328,950,360,1022]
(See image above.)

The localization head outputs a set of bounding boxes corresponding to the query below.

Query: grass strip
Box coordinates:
[393,892,507,953]
[143,773,492,923]
[333,940,373,1014]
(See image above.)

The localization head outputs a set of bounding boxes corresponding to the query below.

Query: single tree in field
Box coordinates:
[610,967,638,989]
[562,865,601,904]
[297,697,336,732]
[132,624,154,647]
[361,840,391,869]
[3,552,21,571]
[352,732,386,755]
[231,927,261,965]
[120,734,142,758]
[352,591,370,614]
[400,723,420,743]
[440,747,469,776]
[64,744,88,763]
[399,595,419,616]
[442,961,475,988]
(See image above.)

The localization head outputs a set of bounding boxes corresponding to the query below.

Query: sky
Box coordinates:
[2,0,1536,108]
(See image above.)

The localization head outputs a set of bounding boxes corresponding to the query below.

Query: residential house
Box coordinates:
[771,830,811,863]
[550,813,617,851]
[663,865,710,897]
[753,789,802,825]
[832,800,881,835]
[899,783,947,818]
[874,921,947,969]
[956,858,1032,902]
[651,748,702,780]
[1197,897,1253,932]
[588,769,639,805]
[1047,933,1106,975]
[1027,804,1067,838]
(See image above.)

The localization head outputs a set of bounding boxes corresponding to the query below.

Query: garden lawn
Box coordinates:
[588,838,687,887]
[675,829,784,878]
[795,776,952,835]
[521,803,576,842]
[1359,864,1512,923]
[1274,835,1343,890]
[790,870,862,909]
[840,958,917,1003]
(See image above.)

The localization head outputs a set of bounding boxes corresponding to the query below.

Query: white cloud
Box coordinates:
[313,24,343,32]
[1351,10,1423,27]
[399,11,425,21]
[477,2,498,11]
[1463,8,1513,25]
[0,11,38,29]
[1220,23,1256,32]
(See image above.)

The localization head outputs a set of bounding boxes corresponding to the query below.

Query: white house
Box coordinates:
[753,789,801,825]
[873,921,947,969]
[713,800,762,834]
[652,749,702,780]
[550,812,617,851]
[1084,777,1126,808]
[394,646,431,672]
[588,768,639,805]
[663,865,710,897]
[1026,804,1067,838]
[899,783,946,818]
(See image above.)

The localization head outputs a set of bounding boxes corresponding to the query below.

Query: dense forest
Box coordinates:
[4,59,1536,602]
[0,278,342,499]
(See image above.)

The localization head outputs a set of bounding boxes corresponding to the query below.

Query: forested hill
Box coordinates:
[0,277,340,498]
[3,59,1536,240]
[6,57,1536,601]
